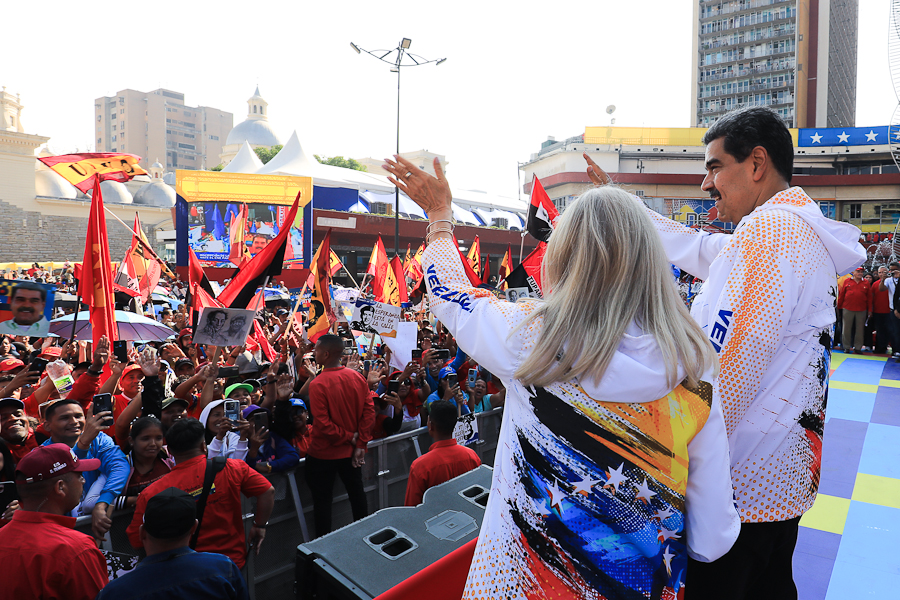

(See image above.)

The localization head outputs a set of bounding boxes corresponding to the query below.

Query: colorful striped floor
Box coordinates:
[794,351,900,599]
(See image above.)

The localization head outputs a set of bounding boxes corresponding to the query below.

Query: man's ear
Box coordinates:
[139,524,147,544]
[750,146,768,182]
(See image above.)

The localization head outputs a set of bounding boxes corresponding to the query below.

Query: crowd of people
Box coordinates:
[0,270,501,598]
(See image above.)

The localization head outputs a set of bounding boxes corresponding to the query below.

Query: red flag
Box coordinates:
[38,153,147,193]
[123,214,161,303]
[219,191,301,308]
[451,238,483,287]
[305,250,343,289]
[383,255,409,307]
[526,176,560,243]
[228,203,251,267]
[79,180,118,355]
[368,236,391,303]
[465,236,482,279]
[482,253,491,285]
[245,320,277,362]
[406,243,425,280]
[307,230,335,342]
[505,243,547,297]
[498,245,512,289]
[285,311,306,349]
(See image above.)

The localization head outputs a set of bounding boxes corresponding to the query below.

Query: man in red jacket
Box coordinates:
[305,334,375,537]
[871,266,893,354]
[838,267,871,354]
[404,400,481,506]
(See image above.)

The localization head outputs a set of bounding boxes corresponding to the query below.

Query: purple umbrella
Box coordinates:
[49,310,176,342]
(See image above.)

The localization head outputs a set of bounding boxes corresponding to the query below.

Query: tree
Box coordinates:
[210,163,224,171]
[314,155,367,172]
[254,145,283,164]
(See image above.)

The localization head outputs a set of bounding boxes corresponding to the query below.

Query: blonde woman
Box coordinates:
[383,156,739,600]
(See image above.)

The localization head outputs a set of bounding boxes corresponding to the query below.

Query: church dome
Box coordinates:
[96,180,133,204]
[133,181,176,207]
[225,86,282,147]
[35,169,77,199]
[225,118,282,147]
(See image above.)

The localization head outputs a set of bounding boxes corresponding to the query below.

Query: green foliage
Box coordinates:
[314,155,367,172]
[210,163,224,171]
[254,145,283,164]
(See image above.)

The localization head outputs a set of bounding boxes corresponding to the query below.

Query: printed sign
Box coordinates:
[453,413,479,447]
[506,287,531,303]
[0,280,56,337]
[193,307,255,347]
[350,299,401,336]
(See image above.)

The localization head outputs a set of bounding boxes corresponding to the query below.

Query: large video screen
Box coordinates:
[176,171,313,269]
[188,201,304,268]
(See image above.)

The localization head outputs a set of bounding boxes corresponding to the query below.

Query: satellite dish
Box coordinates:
[606,105,616,115]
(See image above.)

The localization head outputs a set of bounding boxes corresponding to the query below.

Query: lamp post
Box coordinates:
[351,39,446,257]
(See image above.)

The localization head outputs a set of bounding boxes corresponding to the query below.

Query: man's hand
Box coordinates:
[2,500,19,521]
[91,502,113,544]
[275,373,294,401]
[91,335,110,372]
[583,153,612,186]
[350,431,359,447]
[78,411,111,451]
[443,384,460,402]
[138,346,160,377]
[351,447,366,468]
[249,525,266,555]
[109,357,125,378]
[5,367,40,393]
[302,357,317,379]
[401,361,416,380]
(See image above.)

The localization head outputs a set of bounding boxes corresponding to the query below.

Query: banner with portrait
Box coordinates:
[349,299,401,336]
[0,280,56,337]
[193,307,255,347]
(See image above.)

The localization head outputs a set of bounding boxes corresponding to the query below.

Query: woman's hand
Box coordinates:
[382,156,453,219]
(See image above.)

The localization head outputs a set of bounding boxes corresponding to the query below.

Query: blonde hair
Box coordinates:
[513,186,718,390]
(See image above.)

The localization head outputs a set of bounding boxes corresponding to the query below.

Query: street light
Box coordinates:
[351,38,446,256]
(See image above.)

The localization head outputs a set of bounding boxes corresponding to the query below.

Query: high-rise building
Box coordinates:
[94,88,233,171]
[691,0,858,129]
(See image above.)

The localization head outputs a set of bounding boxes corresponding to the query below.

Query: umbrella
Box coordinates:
[54,292,86,309]
[151,293,183,309]
[49,310,177,342]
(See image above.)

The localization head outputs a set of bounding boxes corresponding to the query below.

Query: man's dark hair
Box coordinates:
[701,107,794,184]
[165,418,205,454]
[72,361,92,374]
[10,281,47,303]
[316,334,343,354]
[428,400,459,437]
[44,398,81,421]
[891,262,900,269]
[360,305,375,317]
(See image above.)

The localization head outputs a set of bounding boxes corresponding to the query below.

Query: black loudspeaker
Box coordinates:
[296,465,493,600]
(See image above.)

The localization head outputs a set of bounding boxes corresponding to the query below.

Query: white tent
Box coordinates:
[221,141,264,173]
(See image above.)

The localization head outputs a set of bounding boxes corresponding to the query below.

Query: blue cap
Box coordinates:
[289,397,307,411]
[439,366,456,380]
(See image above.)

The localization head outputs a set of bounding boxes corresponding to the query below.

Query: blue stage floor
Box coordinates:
[795,351,900,599]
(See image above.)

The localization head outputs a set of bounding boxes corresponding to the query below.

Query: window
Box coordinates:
[97,138,101,144]
[120,108,124,114]
[97,115,101,122]
[112,125,116,131]
[260,106,264,115]
[111,147,117,151]
[848,204,862,220]
[177,143,195,150]
[209,135,219,140]
[253,106,257,114]
[111,135,117,141]
[110,113,116,120]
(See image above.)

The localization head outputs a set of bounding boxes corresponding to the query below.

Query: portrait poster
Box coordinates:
[506,287,531,304]
[0,280,56,337]
[102,550,140,582]
[349,299,401,337]
[453,413,479,447]
[193,307,255,346]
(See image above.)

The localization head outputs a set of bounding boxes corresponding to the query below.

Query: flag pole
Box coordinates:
[103,206,173,276]
[340,262,360,288]
[519,232,526,263]
[252,276,271,312]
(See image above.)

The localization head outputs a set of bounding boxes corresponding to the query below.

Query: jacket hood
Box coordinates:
[757,187,866,276]
[577,322,687,403]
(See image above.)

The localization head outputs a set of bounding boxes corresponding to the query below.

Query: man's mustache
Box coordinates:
[16,307,34,313]
[709,190,721,200]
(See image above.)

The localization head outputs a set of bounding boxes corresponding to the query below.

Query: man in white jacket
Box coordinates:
[588,107,865,598]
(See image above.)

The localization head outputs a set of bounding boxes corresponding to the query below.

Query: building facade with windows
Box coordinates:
[519,125,899,246]
[690,0,859,128]
[94,88,233,172]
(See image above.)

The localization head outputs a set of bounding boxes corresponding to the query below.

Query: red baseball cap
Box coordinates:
[122,363,144,378]
[178,328,192,340]
[40,347,62,358]
[15,443,101,484]
[0,358,24,372]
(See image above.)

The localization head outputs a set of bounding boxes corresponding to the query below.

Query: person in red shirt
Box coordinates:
[837,266,871,354]
[127,418,274,568]
[0,397,38,463]
[404,400,481,506]
[0,443,108,599]
[305,334,375,537]
[870,266,892,354]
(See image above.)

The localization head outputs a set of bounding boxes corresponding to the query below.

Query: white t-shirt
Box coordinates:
[884,276,897,310]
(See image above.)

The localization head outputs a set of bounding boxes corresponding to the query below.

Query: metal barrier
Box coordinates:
[74,407,504,598]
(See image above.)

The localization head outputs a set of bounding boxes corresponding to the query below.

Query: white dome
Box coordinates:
[225,118,282,147]
[96,180,133,204]
[151,160,163,171]
[133,181,176,207]
[35,169,77,199]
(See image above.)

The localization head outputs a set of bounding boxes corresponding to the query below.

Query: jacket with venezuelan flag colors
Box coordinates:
[645,187,865,524]
[422,237,740,600]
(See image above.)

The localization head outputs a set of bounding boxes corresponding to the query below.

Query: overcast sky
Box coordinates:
[5,0,893,202]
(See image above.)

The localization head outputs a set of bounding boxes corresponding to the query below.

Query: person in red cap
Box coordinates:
[837,266,872,354]
[0,443,108,599]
